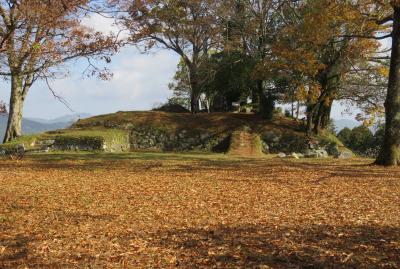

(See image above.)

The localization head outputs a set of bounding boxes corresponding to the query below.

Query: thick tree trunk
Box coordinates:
[313,97,333,134]
[257,80,274,120]
[4,76,25,143]
[376,6,400,166]
[321,99,333,130]
[306,105,314,135]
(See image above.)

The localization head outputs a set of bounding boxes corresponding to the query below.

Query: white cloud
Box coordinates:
[10,47,180,119]
[81,13,129,40]
[81,13,118,34]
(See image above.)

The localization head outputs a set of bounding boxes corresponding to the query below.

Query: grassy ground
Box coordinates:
[0,152,399,268]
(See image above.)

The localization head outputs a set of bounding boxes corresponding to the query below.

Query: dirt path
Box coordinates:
[228,130,263,157]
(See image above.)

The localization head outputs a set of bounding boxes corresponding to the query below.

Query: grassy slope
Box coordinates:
[1,111,345,153]
[0,128,128,152]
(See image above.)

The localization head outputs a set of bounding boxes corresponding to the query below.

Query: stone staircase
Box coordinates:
[228,129,263,157]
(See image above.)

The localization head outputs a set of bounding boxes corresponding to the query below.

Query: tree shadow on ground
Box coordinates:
[151,224,400,268]
[3,224,398,268]
[1,153,399,180]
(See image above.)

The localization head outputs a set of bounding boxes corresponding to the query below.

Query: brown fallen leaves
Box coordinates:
[0,154,399,268]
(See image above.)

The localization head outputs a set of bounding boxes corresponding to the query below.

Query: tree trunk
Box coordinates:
[306,105,314,135]
[257,80,274,120]
[291,92,295,118]
[321,99,333,130]
[313,97,333,134]
[251,87,259,109]
[188,66,200,114]
[376,6,400,166]
[3,76,25,143]
[190,91,199,114]
[305,89,314,135]
[313,101,323,135]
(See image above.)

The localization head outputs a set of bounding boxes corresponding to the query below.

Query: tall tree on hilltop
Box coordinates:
[258,0,383,134]
[225,0,286,119]
[120,0,224,113]
[375,0,400,165]
[0,0,119,143]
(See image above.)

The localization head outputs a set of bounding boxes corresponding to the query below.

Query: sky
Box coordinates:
[0,14,388,121]
[0,13,181,119]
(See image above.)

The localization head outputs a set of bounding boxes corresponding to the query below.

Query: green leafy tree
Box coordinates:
[349,126,374,153]
[168,60,191,109]
[205,51,255,112]
[338,127,352,147]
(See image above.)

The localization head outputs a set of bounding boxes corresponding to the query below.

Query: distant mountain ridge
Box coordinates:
[27,113,92,125]
[0,113,91,143]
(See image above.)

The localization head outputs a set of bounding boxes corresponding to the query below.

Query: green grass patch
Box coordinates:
[0,128,130,153]
[0,134,39,152]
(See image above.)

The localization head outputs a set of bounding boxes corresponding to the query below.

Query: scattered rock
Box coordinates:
[291,152,300,159]
[316,149,329,158]
[16,144,25,154]
[305,149,328,158]
[304,149,317,158]
[278,152,286,158]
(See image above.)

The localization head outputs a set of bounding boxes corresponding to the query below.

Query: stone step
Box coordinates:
[228,131,263,157]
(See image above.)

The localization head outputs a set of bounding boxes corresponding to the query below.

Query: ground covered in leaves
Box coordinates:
[0,152,399,268]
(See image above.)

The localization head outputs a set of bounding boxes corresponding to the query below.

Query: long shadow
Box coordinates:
[3,224,398,268]
[150,224,400,268]
[0,152,250,172]
[0,235,30,268]
[2,153,399,181]
[0,234,80,269]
